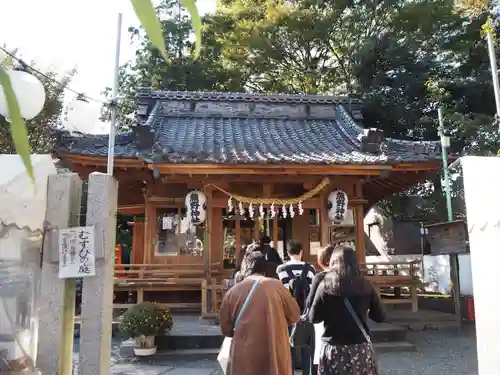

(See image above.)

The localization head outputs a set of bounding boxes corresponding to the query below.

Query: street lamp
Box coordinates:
[0,64,46,121]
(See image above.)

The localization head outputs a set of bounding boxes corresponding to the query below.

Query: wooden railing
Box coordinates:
[201,279,229,319]
[113,262,221,309]
[361,260,422,312]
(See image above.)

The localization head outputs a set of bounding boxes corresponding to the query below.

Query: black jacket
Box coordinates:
[309,278,386,345]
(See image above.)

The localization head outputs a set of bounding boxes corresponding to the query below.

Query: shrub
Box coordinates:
[119,302,173,339]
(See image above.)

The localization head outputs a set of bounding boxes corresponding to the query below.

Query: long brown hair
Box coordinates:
[323,246,370,296]
[317,245,336,270]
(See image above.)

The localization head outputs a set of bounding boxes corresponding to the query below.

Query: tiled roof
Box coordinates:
[54,90,442,165]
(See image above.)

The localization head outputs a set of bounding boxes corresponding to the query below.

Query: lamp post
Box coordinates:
[107,13,122,175]
[438,107,462,330]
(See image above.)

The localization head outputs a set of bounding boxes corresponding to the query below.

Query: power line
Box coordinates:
[0,45,136,116]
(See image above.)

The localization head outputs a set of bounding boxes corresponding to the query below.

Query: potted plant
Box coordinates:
[119,302,173,356]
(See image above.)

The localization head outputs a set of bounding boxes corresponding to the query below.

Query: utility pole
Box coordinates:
[438,107,462,330]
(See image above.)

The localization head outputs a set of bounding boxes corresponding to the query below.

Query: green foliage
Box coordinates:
[212,0,498,219]
[105,0,244,116]
[119,302,174,339]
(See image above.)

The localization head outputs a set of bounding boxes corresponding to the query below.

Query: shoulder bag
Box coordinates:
[218,278,261,374]
[344,298,379,371]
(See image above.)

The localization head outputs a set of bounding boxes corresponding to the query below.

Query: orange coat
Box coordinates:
[219,275,300,375]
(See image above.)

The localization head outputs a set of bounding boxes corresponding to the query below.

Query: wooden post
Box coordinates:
[204,187,214,282]
[319,185,330,247]
[253,219,260,242]
[211,208,224,270]
[354,181,366,266]
[272,216,279,250]
[38,173,83,375]
[235,215,241,267]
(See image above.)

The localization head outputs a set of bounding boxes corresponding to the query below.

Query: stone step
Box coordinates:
[154,321,407,351]
[121,340,416,360]
[369,322,407,343]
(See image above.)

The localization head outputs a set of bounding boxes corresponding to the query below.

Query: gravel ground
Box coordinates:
[72,325,478,375]
[378,325,477,375]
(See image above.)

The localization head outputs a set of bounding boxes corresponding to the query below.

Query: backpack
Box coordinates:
[287,265,310,312]
[288,265,314,348]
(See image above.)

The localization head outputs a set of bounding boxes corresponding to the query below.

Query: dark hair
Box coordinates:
[323,246,370,296]
[287,240,303,255]
[238,251,268,281]
[260,235,271,246]
[317,245,336,270]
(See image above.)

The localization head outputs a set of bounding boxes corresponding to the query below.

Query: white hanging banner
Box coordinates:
[58,226,96,279]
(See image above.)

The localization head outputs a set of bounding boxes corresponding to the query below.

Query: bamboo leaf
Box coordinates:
[0,67,34,182]
[179,0,202,58]
[130,0,169,62]
[0,55,13,70]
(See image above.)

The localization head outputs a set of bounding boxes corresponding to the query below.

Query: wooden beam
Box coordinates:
[58,152,144,168]
[118,205,145,215]
[162,175,326,184]
[152,164,386,176]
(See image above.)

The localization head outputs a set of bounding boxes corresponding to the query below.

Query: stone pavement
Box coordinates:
[73,326,478,375]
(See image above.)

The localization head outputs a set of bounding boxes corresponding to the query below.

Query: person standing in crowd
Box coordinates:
[219,251,300,375]
[309,246,386,375]
[276,241,316,375]
[305,245,336,374]
[260,235,283,268]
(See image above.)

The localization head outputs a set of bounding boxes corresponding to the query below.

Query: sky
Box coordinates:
[0,0,216,104]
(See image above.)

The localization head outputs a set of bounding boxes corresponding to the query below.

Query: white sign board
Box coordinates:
[58,226,96,279]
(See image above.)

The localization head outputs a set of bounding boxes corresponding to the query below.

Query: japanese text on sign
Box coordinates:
[58,226,96,279]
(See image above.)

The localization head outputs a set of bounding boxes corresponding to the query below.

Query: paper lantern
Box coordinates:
[63,94,102,133]
[327,190,349,224]
[185,190,207,225]
[0,68,46,120]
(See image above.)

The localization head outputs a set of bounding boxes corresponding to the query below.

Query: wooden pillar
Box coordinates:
[272,216,279,248]
[253,219,260,242]
[204,187,214,282]
[292,213,310,258]
[354,181,366,266]
[319,185,331,247]
[235,215,241,265]
[211,207,224,269]
[131,218,145,264]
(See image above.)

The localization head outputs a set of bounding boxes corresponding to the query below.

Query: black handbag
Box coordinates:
[289,310,315,348]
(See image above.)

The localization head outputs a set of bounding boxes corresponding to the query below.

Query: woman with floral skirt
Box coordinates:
[309,246,385,375]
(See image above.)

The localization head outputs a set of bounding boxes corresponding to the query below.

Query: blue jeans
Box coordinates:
[289,327,314,375]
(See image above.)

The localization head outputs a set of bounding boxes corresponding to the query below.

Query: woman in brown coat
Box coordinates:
[220,251,300,375]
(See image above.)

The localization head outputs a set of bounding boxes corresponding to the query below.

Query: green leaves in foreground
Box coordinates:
[130,0,202,60]
[0,67,34,181]
[179,0,202,58]
[130,0,170,62]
